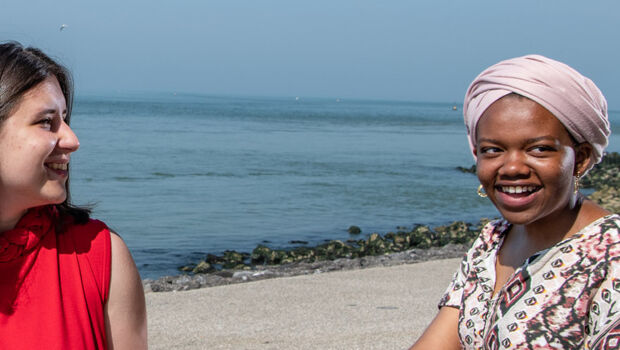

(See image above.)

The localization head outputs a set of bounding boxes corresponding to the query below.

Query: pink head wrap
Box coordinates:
[463,54,610,171]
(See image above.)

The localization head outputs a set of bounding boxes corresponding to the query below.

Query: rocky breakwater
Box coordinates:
[582,152,620,213]
[144,220,488,292]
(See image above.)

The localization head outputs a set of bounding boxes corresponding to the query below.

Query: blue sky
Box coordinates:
[1,1,619,107]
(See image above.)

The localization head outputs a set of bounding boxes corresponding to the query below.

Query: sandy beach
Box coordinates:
[146,258,460,350]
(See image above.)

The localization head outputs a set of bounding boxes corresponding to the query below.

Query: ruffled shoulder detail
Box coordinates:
[478,219,510,249]
[0,206,56,263]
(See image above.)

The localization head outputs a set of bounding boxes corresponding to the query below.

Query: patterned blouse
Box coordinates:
[439,214,620,349]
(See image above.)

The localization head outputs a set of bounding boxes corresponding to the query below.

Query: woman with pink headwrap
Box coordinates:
[411,55,619,349]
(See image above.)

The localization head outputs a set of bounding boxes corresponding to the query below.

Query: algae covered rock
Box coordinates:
[348,225,362,234]
[456,165,476,174]
[433,221,477,246]
[365,233,388,255]
[180,218,493,274]
[251,245,276,265]
[581,152,620,190]
[288,246,316,262]
[589,185,620,213]
[178,264,195,272]
[222,250,247,269]
[581,153,620,214]
[409,225,434,249]
[251,245,289,265]
[193,261,214,274]
[316,240,355,260]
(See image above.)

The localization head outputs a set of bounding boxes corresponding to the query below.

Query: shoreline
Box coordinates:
[143,243,468,292]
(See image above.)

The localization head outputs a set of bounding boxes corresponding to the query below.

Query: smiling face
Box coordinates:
[0,76,80,215]
[475,94,591,226]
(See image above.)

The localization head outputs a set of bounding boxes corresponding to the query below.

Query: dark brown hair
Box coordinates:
[0,41,90,226]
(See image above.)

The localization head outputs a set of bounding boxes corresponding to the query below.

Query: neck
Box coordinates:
[0,208,29,232]
[516,195,581,247]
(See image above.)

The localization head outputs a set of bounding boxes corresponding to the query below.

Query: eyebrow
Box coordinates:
[36,108,67,117]
[478,136,558,145]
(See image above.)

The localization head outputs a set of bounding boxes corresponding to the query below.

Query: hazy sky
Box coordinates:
[1,1,619,107]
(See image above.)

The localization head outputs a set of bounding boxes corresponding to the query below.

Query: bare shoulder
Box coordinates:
[109,232,139,271]
[410,306,461,350]
[105,231,148,349]
[578,199,613,226]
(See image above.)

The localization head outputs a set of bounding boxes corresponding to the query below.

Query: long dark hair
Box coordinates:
[0,41,90,227]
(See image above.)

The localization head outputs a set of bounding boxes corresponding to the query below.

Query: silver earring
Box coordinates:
[574,171,581,194]
[477,184,488,198]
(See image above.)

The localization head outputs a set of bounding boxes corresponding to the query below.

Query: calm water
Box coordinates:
[69,94,620,278]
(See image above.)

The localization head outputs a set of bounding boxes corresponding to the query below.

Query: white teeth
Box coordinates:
[47,163,68,171]
[501,186,536,194]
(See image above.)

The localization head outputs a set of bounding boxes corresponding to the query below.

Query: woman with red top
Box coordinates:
[411,55,619,349]
[0,42,147,349]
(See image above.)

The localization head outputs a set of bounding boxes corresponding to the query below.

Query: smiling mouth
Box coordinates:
[46,163,68,171]
[497,185,541,195]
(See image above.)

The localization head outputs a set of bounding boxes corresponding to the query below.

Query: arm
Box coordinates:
[410,306,461,350]
[584,252,620,348]
[105,232,148,350]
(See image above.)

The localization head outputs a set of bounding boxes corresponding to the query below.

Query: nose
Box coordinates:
[57,120,80,152]
[498,151,530,178]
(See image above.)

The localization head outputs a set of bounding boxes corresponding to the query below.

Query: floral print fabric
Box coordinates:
[439,214,620,349]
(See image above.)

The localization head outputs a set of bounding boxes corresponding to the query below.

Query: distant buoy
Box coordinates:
[452,105,457,111]
[59,24,68,31]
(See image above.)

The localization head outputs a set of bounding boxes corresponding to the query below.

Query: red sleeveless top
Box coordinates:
[0,206,111,350]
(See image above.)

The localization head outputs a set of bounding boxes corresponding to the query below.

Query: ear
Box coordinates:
[574,143,594,176]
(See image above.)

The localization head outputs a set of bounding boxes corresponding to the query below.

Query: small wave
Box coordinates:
[113,176,143,182]
[152,172,175,178]
[248,171,280,176]
[304,182,339,188]
[190,172,239,178]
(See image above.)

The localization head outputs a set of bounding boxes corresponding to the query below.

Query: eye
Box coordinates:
[36,115,62,131]
[38,117,53,127]
[480,146,502,154]
[529,145,556,154]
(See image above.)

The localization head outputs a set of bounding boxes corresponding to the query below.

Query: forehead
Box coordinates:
[5,76,67,124]
[20,76,65,107]
[476,95,574,144]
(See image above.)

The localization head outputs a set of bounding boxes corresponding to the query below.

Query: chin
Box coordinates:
[42,192,67,205]
[497,210,539,226]
[502,217,532,226]
[52,195,67,204]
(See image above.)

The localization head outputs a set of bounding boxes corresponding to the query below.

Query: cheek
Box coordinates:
[558,146,576,171]
[475,159,497,184]
[24,136,54,155]
[0,138,47,170]
[532,157,574,185]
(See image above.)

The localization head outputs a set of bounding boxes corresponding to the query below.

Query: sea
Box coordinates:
[69,94,620,279]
